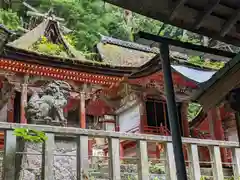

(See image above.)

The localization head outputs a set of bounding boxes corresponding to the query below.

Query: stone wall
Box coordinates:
[19,140,77,180]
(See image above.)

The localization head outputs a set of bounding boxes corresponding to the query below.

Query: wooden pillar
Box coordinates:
[20,83,28,124]
[209,107,227,163]
[208,109,215,139]
[7,93,15,123]
[79,92,86,128]
[181,102,189,137]
[213,107,225,141]
[234,112,240,143]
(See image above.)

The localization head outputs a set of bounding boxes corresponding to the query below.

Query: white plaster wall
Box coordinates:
[105,123,115,131]
[118,104,140,132]
[104,115,115,131]
[226,128,239,142]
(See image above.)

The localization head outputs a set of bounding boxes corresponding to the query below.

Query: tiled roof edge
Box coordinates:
[100,35,159,54]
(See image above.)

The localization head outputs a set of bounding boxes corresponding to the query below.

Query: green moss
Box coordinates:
[29,36,69,57]
[189,56,225,70]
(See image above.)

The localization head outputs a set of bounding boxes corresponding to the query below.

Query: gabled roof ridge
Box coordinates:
[100,35,159,54]
[7,19,49,49]
[7,18,86,60]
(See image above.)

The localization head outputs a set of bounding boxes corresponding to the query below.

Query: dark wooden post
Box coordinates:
[235,112,240,143]
[160,43,188,180]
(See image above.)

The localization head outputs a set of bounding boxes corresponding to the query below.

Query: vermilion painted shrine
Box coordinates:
[0,9,240,174]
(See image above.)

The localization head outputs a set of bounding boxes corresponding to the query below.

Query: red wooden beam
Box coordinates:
[0,58,121,85]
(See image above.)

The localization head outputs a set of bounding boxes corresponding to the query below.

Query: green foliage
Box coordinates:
[149,163,165,174]
[21,0,227,69]
[64,34,77,47]
[30,36,68,57]
[201,176,235,180]
[189,56,225,70]
[13,128,48,143]
[0,8,21,30]
[188,103,202,121]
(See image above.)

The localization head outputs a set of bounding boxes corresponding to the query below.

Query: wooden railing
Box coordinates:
[0,122,240,180]
[144,125,171,135]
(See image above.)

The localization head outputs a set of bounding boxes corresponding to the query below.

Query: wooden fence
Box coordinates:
[0,122,240,180]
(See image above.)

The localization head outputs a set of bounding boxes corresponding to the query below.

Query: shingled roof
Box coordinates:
[97,35,198,67]
[7,18,86,60]
[96,35,216,84]
[96,36,157,67]
[2,16,217,85]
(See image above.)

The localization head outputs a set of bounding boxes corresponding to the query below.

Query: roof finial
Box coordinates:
[22,1,71,33]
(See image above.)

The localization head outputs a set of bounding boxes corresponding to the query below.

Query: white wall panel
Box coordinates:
[119,104,140,132]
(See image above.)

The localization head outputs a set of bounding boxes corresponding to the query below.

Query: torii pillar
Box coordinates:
[160,43,188,180]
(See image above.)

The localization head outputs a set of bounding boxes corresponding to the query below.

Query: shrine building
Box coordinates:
[0,14,237,164]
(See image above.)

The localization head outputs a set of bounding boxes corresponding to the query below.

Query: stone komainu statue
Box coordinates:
[25,80,71,126]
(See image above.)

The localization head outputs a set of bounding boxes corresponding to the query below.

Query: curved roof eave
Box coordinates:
[3,42,216,87]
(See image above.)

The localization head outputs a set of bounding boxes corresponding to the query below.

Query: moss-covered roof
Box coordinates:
[97,43,155,67]
[7,18,86,60]
[96,36,224,71]
[96,36,158,67]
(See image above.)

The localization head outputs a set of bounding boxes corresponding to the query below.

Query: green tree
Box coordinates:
[0,9,21,30]
[23,0,132,51]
